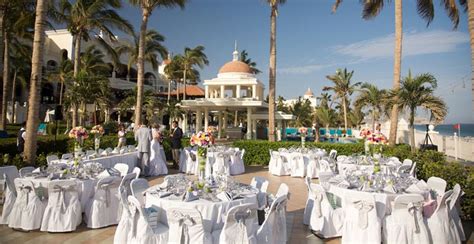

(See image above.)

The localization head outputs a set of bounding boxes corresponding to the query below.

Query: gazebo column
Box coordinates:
[223,111,228,132]
[204,107,209,131]
[246,107,252,139]
[218,112,223,139]
[282,121,287,140]
[182,113,188,135]
[220,85,225,98]
[236,85,241,98]
[196,109,202,132]
[277,120,283,141]
[205,86,209,98]
[252,119,257,139]
[234,111,238,127]
[252,85,256,99]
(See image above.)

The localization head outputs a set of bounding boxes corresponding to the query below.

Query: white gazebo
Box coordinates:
[180,47,294,139]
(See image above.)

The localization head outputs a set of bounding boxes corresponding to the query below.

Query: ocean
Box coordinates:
[415,124,474,137]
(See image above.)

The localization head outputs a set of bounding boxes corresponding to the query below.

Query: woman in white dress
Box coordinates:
[149,124,168,176]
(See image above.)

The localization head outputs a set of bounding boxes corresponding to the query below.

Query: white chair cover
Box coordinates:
[290,152,305,177]
[271,152,291,176]
[114,173,138,244]
[383,194,430,244]
[426,190,461,244]
[229,150,245,175]
[268,150,277,174]
[276,183,289,198]
[329,150,337,160]
[341,191,381,244]
[212,153,231,177]
[46,154,59,165]
[85,176,121,228]
[19,166,35,177]
[179,148,187,173]
[132,167,141,179]
[185,149,197,175]
[449,184,465,241]
[131,178,149,206]
[114,163,129,177]
[319,159,333,174]
[427,176,447,197]
[149,140,168,176]
[250,176,269,210]
[61,153,73,160]
[309,184,343,238]
[127,196,168,243]
[167,207,212,244]
[8,178,46,230]
[306,154,320,179]
[257,195,288,243]
[216,203,259,244]
[40,180,82,232]
[402,159,413,167]
[303,177,314,225]
[0,166,19,224]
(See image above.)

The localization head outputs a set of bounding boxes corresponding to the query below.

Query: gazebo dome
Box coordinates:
[304,88,314,97]
[218,60,252,74]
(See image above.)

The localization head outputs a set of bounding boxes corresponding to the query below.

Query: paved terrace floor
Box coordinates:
[0,166,472,244]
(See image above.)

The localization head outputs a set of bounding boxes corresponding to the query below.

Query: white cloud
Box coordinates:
[333,30,469,61]
[277,63,330,75]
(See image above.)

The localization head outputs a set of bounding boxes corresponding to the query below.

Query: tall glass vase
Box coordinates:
[301,135,306,148]
[74,137,83,159]
[94,135,101,152]
[197,147,207,181]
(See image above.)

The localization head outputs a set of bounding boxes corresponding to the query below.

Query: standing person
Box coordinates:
[170,121,183,169]
[134,120,152,177]
[149,124,168,175]
[17,122,26,155]
[117,124,127,148]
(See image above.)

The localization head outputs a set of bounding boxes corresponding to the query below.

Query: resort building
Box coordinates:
[179,47,294,140]
[283,88,318,108]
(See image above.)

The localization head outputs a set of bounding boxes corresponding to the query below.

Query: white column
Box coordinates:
[218,112,223,139]
[246,107,252,139]
[204,108,209,131]
[196,110,202,132]
[252,119,257,139]
[205,86,209,98]
[234,111,238,127]
[236,85,241,98]
[252,85,257,99]
[277,120,283,141]
[223,111,228,130]
[182,113,187,135]
[220,85,225,98]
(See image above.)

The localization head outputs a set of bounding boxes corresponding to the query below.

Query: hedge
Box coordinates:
[232,140,474,220]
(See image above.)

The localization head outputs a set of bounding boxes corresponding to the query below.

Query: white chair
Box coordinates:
[329,150,337,160]
[250,176,269,210]
[449,184,465,241]
[132,167,141,179]
[290,152,305,177]
[46,154,59,165]
[268,150,278,174]
[131,178,149,206]
[257,194,288,243]
[427,176,447,197]
[212,153,231,177]
[8,178,46,230]
[303,177,315,225]
[85,176,121,228]
[383,194,430,244]
[409,162,417,178]
[318,172,335,183]
[341,191,381,244]
[318,159,333,174]
[167,207,212,244]
[41,180,82,232]
[61,153,73,160]
[213,203,259,244]
[114,173,137,244]
[229,150,245,175]
[397,165,412,176]
[19,166,35,177]
[0,166,19,224]
[426,190,461,244]
[114,163,130,177]
[127,196,169,243]
[185,149,197,175]
[403,159,413,167]
[309,184,343,238]
[306,154,320,179]
[276,183,289,198]
[179,148,187,173]
[271,152,291,176]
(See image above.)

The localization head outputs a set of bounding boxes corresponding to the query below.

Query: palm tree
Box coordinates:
[116,29,168,80]
[23,0,47,165]
[10,42,32,122]
[389,71,447,152]
[166,101,184,127]
[164,54,201,101]
[240,50,261,74]
[177,45,208,100]
[314,107,334,135]
[266,0,286,142]
[354,82,387,132]
[53,0,133,127]
[324,68,360,132]
[48,59,73,105]
[319,92,332,109]
[290,97,313,127]
[129,0,186,127]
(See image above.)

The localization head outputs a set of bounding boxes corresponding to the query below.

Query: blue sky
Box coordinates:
[117,0,472,123]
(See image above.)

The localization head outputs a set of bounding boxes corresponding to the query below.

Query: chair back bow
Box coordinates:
[52,184,76,213]
[99,181,120,208]
[130,206,140,238]
[171,211,196,244]
[18,184,33,207]
[234,209,252,243]
[407,202,423,233]
[313,192,324,218]
[353,200,374,229]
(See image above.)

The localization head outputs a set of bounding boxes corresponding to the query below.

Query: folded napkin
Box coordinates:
[112,148,120,154]
[405,184,422,193]
[216,191,232,202]
[183,191,199,202]
[101,150,108,156]
[119,149,126,154]
[383,184,396,193]
[32,167,41,173]
[97,170,111,179]
[337,180,350,189]
[416,180,429,191]
[159,191,172,198]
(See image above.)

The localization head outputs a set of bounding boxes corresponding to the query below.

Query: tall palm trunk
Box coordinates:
[10,70,16,123]
[176,81,179,100]
[72,35,81,127]
[388,0,403,146]
[24,0,47,165]
[268,4,277,142]
[0,34,8,130]
[134,10,149,126]
[342,96,347,132]
[409,108,415,152]
[167,80,171,104]
[59,79,64,105]
[372,109,376,132]
[183,65,187,100]
[468,0,474,113]
[0,6,5,128]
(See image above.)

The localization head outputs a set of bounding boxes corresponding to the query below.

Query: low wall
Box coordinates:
[414,130,474,161]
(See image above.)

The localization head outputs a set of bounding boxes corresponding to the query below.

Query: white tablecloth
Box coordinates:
[53,152,138,172]
[145,191,258,233]
[336,163,395,175]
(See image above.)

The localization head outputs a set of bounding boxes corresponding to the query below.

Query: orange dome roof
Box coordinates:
[219,60,252,74]
[304,88,314,96]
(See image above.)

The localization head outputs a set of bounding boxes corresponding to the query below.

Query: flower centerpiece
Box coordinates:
[298,127,308,147]
[68,126,89,158]
[190,131,214,181]
[90,125,105,152]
